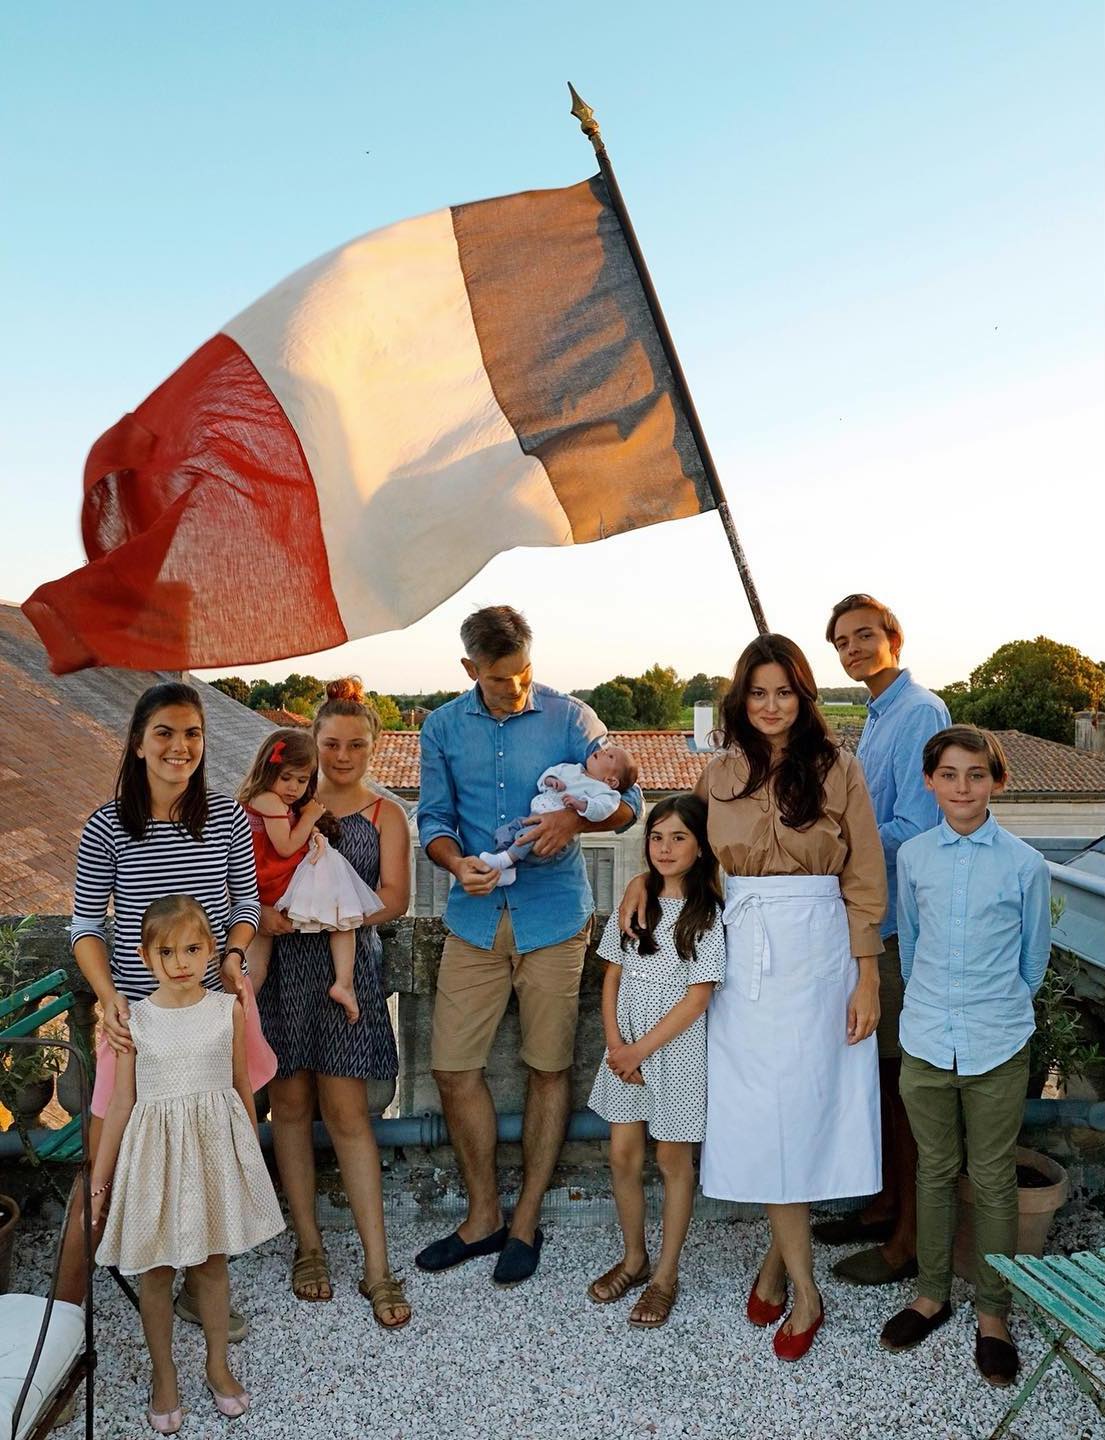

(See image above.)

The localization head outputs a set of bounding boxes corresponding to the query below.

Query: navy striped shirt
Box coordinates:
[70,792,260,1001]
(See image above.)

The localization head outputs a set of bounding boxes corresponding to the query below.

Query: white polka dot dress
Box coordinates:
[588,900,725,1142]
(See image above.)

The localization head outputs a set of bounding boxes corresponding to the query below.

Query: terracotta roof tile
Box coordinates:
[258,708,312,727]
[372,730,421,791]
[366,725,1105,803]
[830,724,1105,799]
[0,604,275,915]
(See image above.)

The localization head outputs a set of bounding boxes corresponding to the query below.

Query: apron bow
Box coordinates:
[723,890,772,1001]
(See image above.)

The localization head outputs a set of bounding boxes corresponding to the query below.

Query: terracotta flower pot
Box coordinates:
[953,1145,1070,1282]
[0,1191,20,1294]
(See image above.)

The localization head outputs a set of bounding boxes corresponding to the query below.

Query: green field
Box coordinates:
[664,704,866,731]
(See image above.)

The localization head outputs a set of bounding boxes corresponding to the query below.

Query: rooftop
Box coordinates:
[0,605,274,914]
[4,597,1104,914]
[369,726,1105,802]
[257,708,312,727]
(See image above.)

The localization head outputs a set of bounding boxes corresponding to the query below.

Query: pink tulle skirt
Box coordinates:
[91,979,277,1118]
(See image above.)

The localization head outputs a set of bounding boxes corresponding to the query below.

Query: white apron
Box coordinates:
[700,874,881,1204]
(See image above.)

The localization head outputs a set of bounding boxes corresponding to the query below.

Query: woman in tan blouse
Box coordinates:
[622,634,886,1361]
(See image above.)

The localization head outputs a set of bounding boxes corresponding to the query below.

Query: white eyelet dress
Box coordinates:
[587,901,726,1142]
[96,992,284,1275]
[698,748,886,1205]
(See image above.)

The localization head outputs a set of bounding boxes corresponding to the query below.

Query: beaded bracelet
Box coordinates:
[90,1181,112,1199]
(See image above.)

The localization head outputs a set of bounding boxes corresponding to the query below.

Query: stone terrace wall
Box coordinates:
[5,914,614,1121]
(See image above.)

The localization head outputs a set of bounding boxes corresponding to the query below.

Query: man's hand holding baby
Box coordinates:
[518,806,584,857]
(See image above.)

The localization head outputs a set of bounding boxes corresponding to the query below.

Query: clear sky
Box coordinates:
[3,2,1102,697]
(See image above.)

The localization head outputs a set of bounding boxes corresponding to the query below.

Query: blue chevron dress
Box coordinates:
[258,807,398,1082]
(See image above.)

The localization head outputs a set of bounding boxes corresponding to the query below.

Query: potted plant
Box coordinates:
[953,1146,1070,1282]
[1028,899,1104,1098]
[1,916,63,1129]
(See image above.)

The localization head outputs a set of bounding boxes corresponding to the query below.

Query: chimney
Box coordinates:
[1074,711,1105,757]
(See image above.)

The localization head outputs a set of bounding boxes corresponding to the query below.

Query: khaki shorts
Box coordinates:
[431,911,592,1074]
[876,933,905,1060]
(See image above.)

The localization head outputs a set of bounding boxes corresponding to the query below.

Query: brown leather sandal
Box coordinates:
[628,1279,679,1329]
[291,1248,332,1302]
[587,1259,651,1304]
[359,1272,412,1330]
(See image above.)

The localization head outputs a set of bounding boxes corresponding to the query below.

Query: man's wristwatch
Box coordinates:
[223,946,247,966]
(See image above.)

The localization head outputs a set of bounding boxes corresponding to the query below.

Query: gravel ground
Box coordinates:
[13,1207,1105,1440]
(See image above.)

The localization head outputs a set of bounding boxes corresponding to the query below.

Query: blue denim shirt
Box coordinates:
[855,669,950,938]
[417,683,643,952]
[897,814,1052,1075]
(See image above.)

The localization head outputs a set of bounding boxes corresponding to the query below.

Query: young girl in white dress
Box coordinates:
[238,728,383,1024]
[587,794,725,1328]
[92,896,285,1434]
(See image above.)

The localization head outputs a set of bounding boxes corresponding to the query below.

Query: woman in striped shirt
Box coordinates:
[59,680,267,1318]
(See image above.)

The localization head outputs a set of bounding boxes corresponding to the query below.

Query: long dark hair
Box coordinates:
[628,795,721,961]
[115,682,209,841]
[714,634,838,830]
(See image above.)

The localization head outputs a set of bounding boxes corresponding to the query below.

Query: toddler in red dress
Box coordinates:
[238,728,382,1024]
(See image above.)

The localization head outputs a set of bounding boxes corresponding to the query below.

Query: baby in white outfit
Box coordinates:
[479,744,639,887]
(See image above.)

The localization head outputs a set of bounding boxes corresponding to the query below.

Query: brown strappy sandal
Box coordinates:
[358,1272,412,1330]
[587,1259,652,1304]
[628,1278,679,1329]
[291,1247,332,1302]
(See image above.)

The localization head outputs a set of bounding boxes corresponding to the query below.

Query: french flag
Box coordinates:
[25,175,713,674]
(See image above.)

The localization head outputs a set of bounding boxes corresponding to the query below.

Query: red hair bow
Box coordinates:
[269,738,287,764]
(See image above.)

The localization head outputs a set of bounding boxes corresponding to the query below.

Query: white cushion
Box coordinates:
[0,1295,85,1440]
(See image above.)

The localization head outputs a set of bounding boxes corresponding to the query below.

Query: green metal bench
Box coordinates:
[0,968,84,1162]
[985,1250,1105,1438]
[1,968,141,1315]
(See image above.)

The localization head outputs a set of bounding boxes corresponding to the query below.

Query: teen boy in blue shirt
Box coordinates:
[815,595,950,1285]
[878,726,1051,1387]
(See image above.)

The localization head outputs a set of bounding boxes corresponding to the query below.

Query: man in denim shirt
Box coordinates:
[415,606,642,1286]
[815,594,950,1286]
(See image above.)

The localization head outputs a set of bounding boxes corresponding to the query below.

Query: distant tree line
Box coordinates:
[209,673,407,730]
[390,691,462,713]
[571,666,728,730]
[211,637,1104,746]
[936,637,1104,746]
[817,686,869,704]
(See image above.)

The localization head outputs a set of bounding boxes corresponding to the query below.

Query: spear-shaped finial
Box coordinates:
[568,82,605,156]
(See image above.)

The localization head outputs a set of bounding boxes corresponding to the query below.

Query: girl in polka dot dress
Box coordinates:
[587,794,725,1328]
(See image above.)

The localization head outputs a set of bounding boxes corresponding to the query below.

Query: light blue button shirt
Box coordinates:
[897,814,1052,1075]
[417,682,642,953]
[856,669,950,939]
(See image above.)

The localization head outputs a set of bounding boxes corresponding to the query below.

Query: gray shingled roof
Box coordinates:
[1,604,274,912]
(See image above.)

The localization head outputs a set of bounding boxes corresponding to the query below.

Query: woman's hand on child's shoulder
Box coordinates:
[101,990,133,1053]
[617,874,649,936]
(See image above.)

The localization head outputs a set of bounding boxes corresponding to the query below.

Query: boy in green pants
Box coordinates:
[878,726,1051,1386]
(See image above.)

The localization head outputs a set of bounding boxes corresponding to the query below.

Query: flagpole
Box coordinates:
[568,83,769,636]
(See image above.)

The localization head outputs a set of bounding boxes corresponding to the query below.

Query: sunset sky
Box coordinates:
[4,1,1101,695]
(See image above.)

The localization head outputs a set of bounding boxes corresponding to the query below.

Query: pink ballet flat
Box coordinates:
[146,1388,183,1434]
[205,1378,251,1418]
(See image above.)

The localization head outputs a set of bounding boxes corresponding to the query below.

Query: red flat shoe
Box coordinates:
[746,1272,787,1327]
[773,1298,825,1361]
